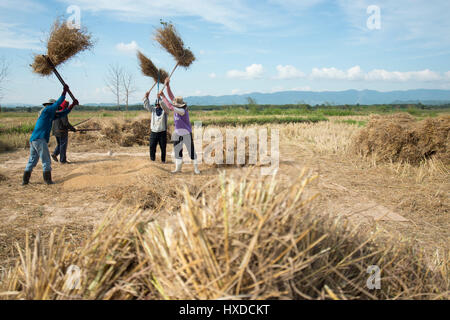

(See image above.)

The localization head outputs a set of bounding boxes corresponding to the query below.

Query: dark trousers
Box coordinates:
[149,131,167,162]
[173,133,197,160]
[52,135,68,163]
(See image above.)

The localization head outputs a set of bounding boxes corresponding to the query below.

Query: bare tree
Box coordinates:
[121,71,137,112]
[104,64,123,108]
[0,57,10,112]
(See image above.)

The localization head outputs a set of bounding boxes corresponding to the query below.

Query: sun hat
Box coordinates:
[42,99,56,106]
[172,96,186,108]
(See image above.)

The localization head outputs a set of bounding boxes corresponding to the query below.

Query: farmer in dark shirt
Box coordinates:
[22,85,78,185]
[51,100,76,164]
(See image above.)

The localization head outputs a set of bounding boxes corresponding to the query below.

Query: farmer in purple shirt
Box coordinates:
[158,78,200,174]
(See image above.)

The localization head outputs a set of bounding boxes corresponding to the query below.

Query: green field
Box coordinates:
[1,103,448,152]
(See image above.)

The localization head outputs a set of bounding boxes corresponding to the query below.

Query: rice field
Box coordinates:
[0,106,448,300]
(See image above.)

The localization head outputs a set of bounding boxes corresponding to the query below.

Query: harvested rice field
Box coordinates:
[0,112,448,299]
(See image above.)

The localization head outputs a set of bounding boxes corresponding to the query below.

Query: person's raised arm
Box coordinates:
[157,92,171,113]
[143,90,154,112]
[165,78,175,101]
[159,91,174,111]
[56,99,78,117]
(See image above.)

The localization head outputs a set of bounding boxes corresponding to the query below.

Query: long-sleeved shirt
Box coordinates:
[30,93,71,143]
[161,86,192,135]
[143,98,168,133]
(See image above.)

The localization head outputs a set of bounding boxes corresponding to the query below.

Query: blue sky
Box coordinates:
[1,0,450,104]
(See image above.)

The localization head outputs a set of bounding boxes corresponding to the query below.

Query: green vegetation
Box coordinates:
[337,119,367,127]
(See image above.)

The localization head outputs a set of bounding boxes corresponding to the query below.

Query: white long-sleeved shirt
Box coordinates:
[143,98,169,132]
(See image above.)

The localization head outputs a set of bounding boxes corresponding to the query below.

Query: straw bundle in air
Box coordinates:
[137,51,168,83]
[154,22,195,68]
[31,19,93,76]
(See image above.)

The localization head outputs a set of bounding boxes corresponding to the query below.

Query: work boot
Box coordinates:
[51,154,58,162]
[172,159,183,173]
[43,171,54,185]
[22,171,31,185]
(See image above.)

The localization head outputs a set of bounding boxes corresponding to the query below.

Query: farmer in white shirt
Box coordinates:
[143,91,170,162]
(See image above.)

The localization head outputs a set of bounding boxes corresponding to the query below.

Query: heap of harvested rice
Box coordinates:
[154,22,195,68]
[137,51,168,83]
[352,114,450,165]
[31,19,93,76]
[74,117,170,147]
[1,172,446,299]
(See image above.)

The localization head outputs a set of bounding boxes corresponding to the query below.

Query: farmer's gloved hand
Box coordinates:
[144,91,150,100]
[164,78,170,87]
[73,99,79,106]
[63,84,69,93]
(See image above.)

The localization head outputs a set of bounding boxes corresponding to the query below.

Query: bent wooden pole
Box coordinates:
[159,63,179,93]
[44,55,77,101]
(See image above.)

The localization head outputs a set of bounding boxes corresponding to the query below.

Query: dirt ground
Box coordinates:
[0,128,448,270]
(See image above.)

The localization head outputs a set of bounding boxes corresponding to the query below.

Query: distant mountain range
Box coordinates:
[3,89,450,108]
[184,89,450,106]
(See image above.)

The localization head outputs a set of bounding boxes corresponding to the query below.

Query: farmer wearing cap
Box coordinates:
[143,91,169,163]
[158,78,200,174]
[21,85,78,185]
[51,100,77,164]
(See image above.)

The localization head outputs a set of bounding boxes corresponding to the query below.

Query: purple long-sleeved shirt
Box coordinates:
[161,85,192,135]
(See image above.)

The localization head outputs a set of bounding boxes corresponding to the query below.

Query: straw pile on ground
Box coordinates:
[352,114,450,165]
[31,19,93,76]
[154,22,195,68]
[74,117,171,147]
[137,51,168,83]
[1,172,447,300]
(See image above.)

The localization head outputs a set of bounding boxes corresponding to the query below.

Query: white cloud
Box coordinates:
[274,65,305,79]
[231,89,240,94]
[311,67,348,80]
[116,40,139,54]
[365,69,441,82]
[0,22,42,50]
[311,65,442,82]
[290,86,312,91]
[227,64,264,80]
[445,71,450,79]
[209,73,217,79]
[57,0,256,31]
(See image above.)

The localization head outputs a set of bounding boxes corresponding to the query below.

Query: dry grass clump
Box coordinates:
[352,114,450,165]
[1,171,447,300]
[154,22,195,68]
[31,19,93,76]
[137,51,168,83]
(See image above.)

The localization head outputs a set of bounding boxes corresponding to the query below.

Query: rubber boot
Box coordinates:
[43,171,54,185]
[22,171,31,185]
[193,159,200,175]
[172,159,183,173]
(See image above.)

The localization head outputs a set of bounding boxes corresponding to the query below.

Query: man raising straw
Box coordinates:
[143,91,169,163]
[22,85,78,185]
[158,78,200,174]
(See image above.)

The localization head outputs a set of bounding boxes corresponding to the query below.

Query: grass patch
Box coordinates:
[337,119,367,127]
